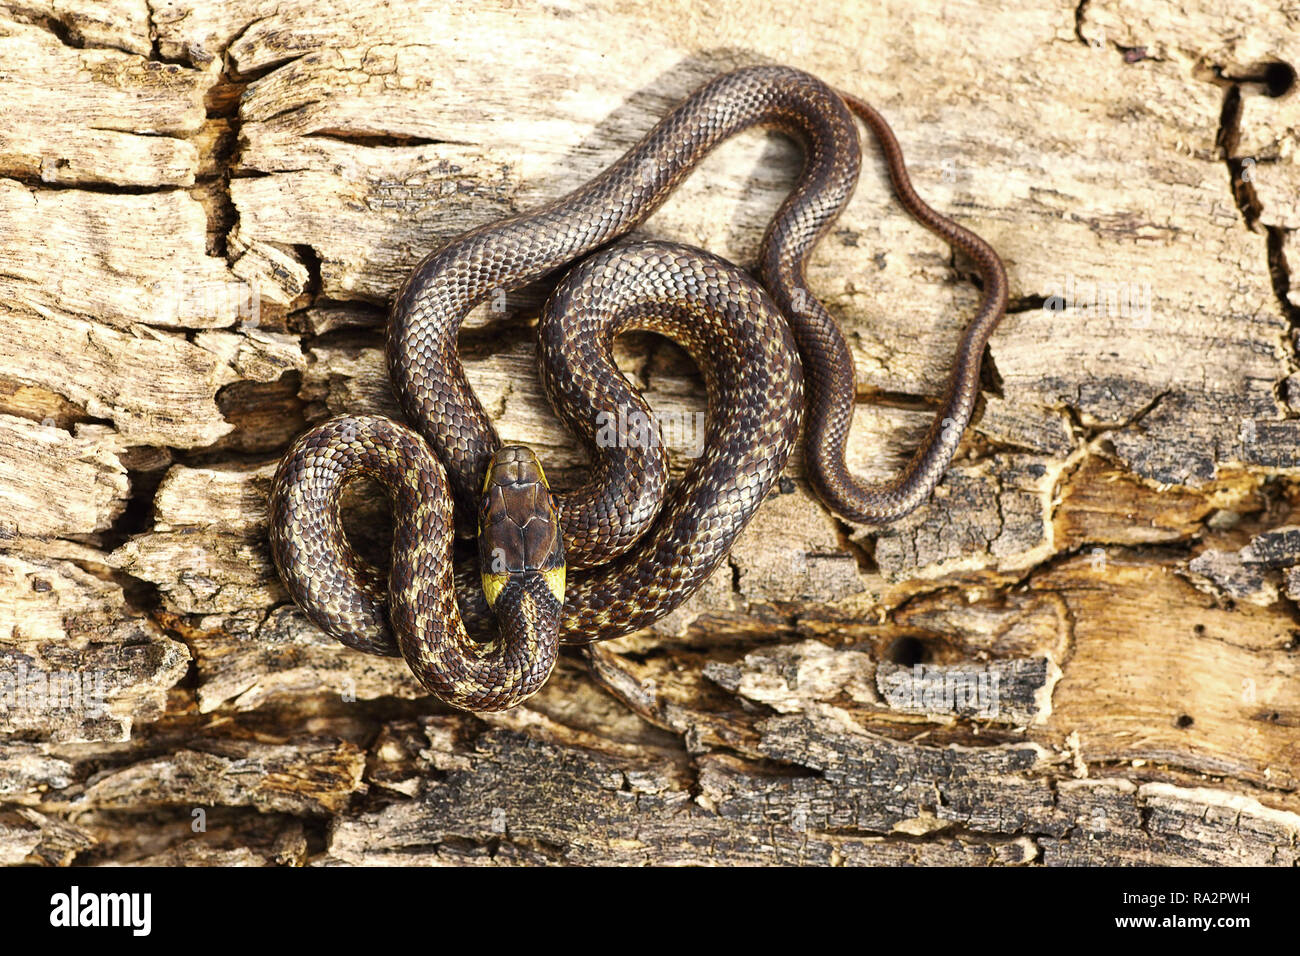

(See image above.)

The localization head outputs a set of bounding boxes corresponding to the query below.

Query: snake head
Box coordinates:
[478,445,566,638]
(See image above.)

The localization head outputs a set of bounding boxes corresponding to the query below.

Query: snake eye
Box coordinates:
[481,571,508,608]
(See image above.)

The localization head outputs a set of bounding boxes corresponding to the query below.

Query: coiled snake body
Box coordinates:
[269,65,1008,712]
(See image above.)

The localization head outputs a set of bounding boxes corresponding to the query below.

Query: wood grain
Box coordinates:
[1,0,1298,865]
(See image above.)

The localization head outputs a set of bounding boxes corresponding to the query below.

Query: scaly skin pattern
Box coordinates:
[539,241,802,640]
[269,243,802,702]
[268,417,558,711]
[387,65,1006,537]
[269,64,1009,710]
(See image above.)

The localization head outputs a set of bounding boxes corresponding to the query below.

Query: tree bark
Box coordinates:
[1,0,1298,866]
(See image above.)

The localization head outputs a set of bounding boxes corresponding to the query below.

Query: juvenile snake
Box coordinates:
[269,64,1008,712]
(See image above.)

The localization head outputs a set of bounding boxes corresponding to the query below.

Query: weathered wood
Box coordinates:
[1,0,1299,865]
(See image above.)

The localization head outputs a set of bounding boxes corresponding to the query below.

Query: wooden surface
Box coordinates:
[1,0,1299,865]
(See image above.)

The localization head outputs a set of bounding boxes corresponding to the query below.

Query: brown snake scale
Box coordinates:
[269,65,1009,712]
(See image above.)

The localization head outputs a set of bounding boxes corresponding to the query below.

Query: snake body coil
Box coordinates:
[269,65,1008,712]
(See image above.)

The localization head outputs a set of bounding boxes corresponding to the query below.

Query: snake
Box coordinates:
[269,64,1009,713]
